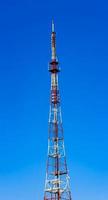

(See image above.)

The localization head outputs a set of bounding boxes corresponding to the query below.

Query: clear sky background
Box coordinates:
[0,0,108,200]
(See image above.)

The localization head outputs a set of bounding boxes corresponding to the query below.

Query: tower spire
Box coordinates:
[51,20,56,61]
[52,20,55,32]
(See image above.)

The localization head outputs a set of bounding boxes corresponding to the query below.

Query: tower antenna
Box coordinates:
[44,22,72,200]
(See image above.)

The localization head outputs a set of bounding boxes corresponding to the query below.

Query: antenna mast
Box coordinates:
[44,21,72,200]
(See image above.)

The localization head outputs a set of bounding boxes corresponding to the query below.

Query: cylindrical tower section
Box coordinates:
[51,21,56,61]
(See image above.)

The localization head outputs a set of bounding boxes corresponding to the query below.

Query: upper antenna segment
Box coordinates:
[49,20,60,72]
[52,20,55,32]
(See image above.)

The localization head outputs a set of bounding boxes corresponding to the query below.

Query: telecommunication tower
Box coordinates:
[44,21,72,200]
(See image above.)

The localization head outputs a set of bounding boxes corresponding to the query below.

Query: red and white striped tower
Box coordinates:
[44,21,72,200]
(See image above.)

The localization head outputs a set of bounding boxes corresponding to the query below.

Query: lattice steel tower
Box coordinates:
[44,21,72,200]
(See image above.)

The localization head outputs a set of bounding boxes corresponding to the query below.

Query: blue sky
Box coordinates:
[0,0,108,199]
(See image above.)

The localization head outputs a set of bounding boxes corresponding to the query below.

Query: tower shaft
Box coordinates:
[44,22,72,200]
